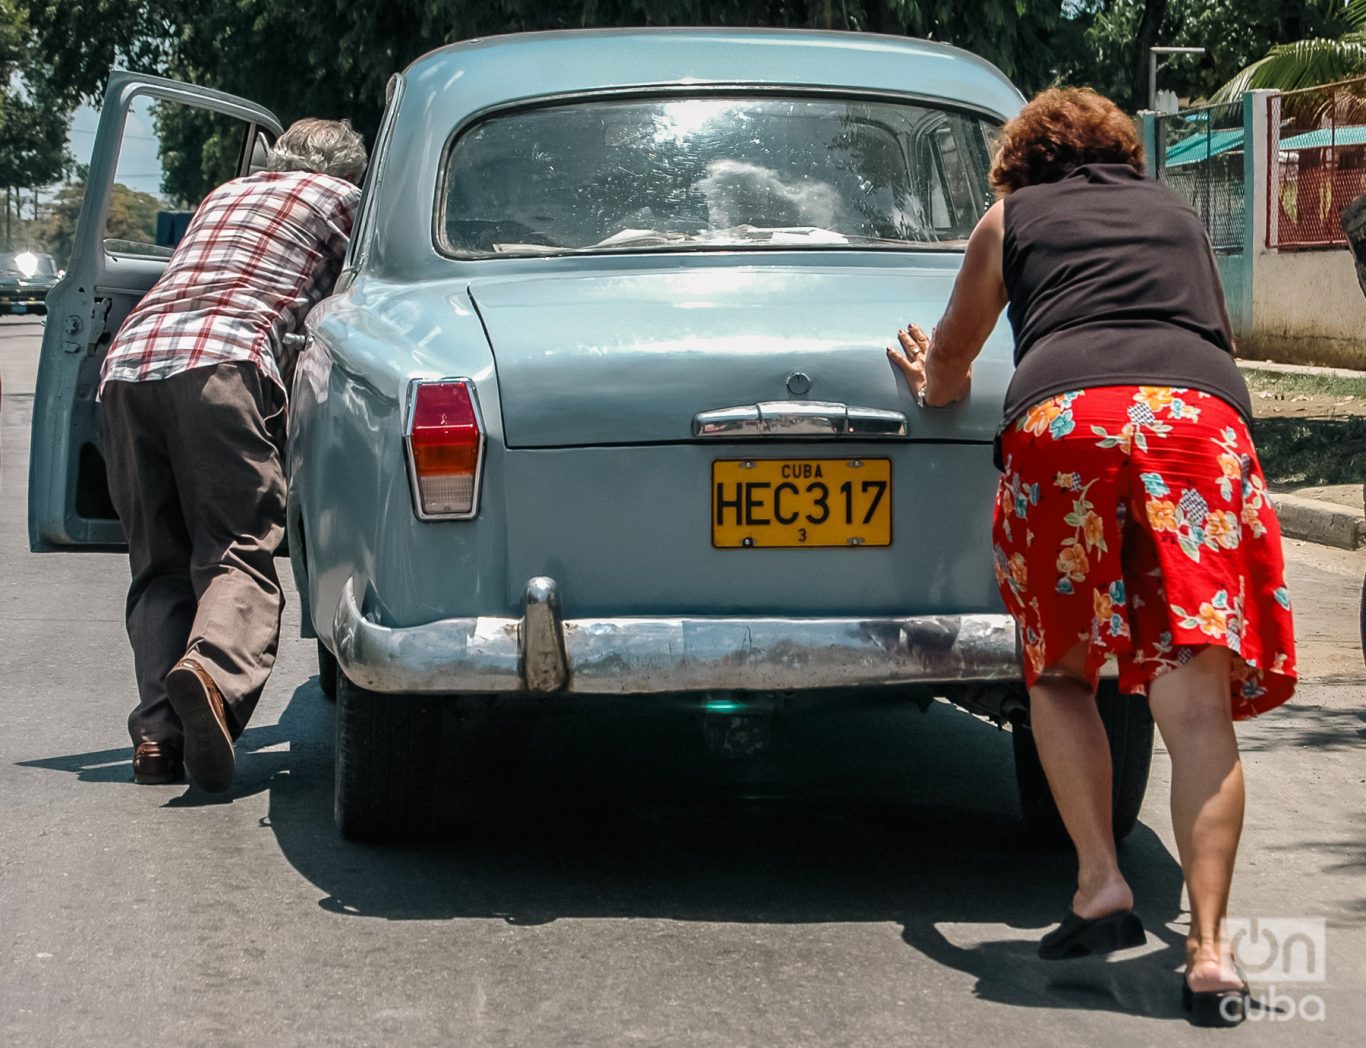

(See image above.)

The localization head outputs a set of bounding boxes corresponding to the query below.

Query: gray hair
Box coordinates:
[267,118,368,184]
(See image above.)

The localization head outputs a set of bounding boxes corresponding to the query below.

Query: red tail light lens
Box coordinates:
[404,379,485,519]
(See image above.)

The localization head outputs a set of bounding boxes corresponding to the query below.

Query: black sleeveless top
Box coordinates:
[1000,164,1252,428]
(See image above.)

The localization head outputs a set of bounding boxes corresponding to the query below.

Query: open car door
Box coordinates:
[28,71,282,550]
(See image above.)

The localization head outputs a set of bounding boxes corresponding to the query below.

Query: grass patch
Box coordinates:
[1240,368,1366,400]
[1254,415,1366,487]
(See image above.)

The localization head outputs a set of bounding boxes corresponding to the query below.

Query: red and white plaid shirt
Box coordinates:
[100,170,360,398]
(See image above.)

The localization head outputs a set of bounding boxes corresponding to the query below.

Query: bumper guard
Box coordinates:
[333,576,1024,696]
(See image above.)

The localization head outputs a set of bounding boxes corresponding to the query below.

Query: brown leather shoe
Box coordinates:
[164,658,235,792]
[132,741,183,785]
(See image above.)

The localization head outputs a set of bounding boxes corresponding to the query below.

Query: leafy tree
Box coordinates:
[42,177,161,262]
[1212,0,1366,98]
[0,0,72,192]
[38,182,84,263]
[154,104,253,206]
[44,0,1352,201]
[18,0,1090,199]
[104,183,163,244]
[1174,1,1349,99]
[1053,2,1356,110]
[1073,1,1354,107]
[11,1,174,113]
[1074,2,1207,109]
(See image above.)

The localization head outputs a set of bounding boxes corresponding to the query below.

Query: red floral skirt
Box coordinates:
[993,386,1296,719]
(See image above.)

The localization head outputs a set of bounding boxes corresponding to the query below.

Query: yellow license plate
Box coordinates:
[712,458,892,548]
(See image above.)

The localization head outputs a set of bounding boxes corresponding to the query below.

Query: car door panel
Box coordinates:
[28,70,282,550]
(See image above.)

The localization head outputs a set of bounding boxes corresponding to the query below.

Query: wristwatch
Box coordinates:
[916,386,929,408]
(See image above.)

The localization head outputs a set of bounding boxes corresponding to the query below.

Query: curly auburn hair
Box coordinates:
[989,87,1145,196]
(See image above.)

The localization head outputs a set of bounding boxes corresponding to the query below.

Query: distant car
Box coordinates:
[0,251,60,316]
[31,31,1154,842]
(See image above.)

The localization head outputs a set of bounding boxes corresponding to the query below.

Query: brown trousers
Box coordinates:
[103,362,287,749]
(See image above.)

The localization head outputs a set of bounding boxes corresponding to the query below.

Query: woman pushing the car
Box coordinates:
[888,87,1296,1027]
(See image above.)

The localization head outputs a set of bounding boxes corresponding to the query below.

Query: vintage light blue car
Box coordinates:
[30,29,1153,841]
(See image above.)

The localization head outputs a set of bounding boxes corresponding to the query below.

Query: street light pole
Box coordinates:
[1149,46,1206,112]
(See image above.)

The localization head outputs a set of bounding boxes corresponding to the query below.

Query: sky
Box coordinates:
[65,96,168,198]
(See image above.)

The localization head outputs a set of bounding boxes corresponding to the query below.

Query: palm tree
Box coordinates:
[1213,0,1366,99]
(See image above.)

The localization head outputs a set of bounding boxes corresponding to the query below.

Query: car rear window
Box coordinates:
[438,95,999,257]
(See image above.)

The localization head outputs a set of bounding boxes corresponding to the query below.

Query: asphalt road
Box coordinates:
[3,315,1364,1046]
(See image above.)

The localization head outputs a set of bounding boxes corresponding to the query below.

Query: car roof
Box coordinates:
[400,28,1023,124]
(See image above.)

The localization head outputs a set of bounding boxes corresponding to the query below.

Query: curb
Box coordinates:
[1238,359,1366,380]
[1272,492,1366,550]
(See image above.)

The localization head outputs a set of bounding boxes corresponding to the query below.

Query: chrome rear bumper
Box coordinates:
[333,576,1023,696]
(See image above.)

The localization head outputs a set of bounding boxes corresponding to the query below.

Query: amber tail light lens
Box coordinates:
[404,379,485,519]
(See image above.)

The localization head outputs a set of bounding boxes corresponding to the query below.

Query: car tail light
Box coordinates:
[404,379,485,519]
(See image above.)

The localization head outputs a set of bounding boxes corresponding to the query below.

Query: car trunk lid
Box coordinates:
[469,261,1012,448]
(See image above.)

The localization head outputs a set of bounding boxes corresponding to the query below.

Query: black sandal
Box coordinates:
[1038,908,1146,960]
[1182,974,1250,1027]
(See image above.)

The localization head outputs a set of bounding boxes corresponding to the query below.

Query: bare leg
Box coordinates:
[1147,646,1245,992]
[1029,641,1134,918]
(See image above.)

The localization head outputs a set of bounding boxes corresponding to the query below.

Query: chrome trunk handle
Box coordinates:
[693,400,907,438]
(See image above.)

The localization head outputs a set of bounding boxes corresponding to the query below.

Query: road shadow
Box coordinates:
[1236,703,1366,754]
[15,718,305,806]
[22,678,1207,1018]
[272,682,1194,1019]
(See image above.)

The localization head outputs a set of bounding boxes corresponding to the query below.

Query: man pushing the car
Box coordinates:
[100,118,366,790]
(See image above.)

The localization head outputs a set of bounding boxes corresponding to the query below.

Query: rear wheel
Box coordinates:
[317,639,338,701]
[334,675,441,842]
[1012,680,1154,846]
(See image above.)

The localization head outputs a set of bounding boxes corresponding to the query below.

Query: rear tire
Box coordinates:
[317,638,338,701]
[1012,680,1154,847]
[334,674,441,842]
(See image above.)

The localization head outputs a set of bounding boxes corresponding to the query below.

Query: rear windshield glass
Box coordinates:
[439,96,998,257]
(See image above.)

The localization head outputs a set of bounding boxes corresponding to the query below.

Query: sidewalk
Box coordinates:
[1272,484,1365,550]
[1235,360,1366,548]
[1237,358,1366,380]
